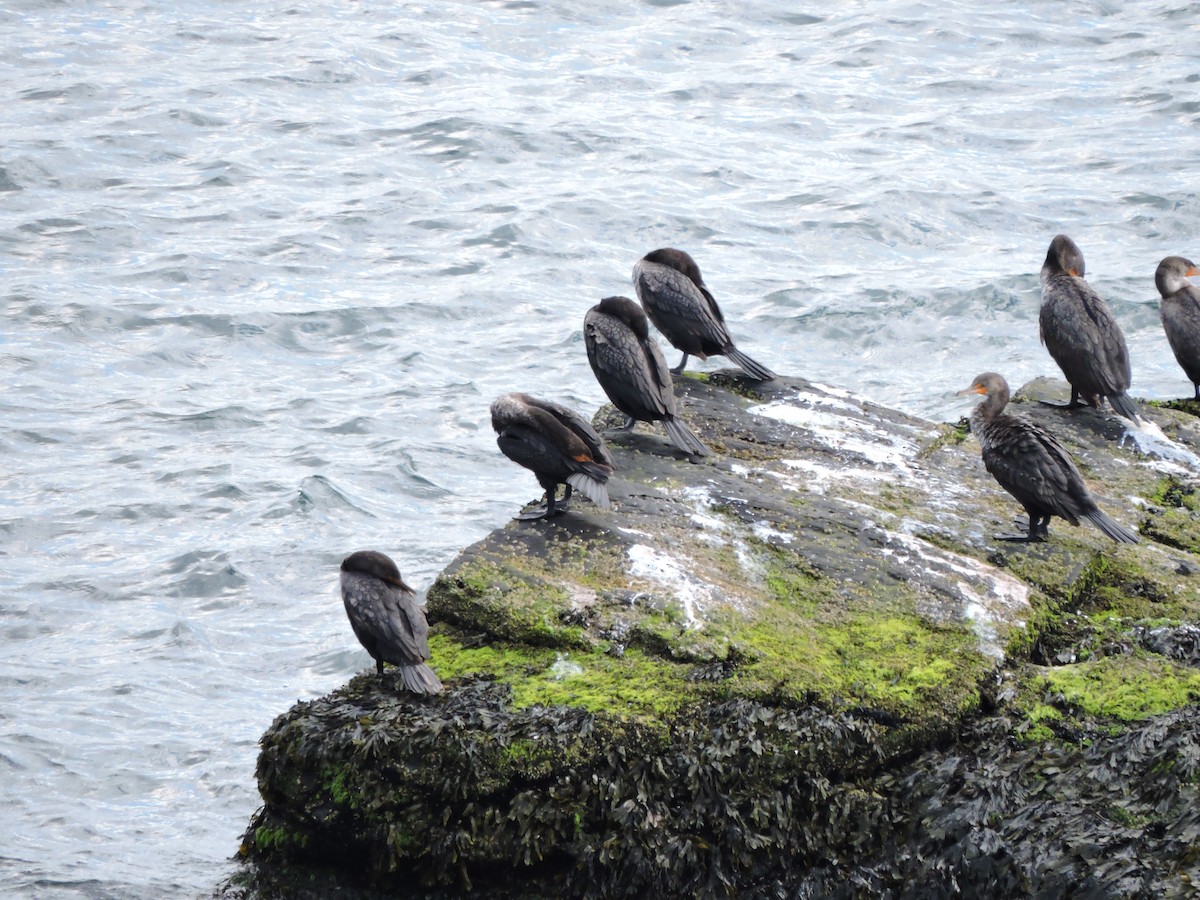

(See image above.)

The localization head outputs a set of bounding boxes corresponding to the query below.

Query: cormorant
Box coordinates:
[339,550,443,693]
[632,247,775,380]
[1039,234,1139,421]
[584,295,710,456]
[958,372,1138,544]
[1155,255,1200,400]
[491,392,615,520]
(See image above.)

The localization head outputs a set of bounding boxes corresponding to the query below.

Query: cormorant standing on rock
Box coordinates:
[1155,255,1200,400]
[339,550,443,693]
[958,372,1138,544]
[632,247,775,381]
[584,296,710,456]
[1039,234,1139,421]
[491,392,615,520]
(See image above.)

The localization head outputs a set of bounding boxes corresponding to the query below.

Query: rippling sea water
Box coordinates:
[1,1,1197,895]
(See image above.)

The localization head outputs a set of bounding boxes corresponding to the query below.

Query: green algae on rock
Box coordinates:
[231,373,1200,898]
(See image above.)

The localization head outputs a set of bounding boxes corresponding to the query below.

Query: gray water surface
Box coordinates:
[2,1,1198,895]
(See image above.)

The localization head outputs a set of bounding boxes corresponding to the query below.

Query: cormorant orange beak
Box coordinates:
[956,384,987,396]
[1188,266,1200,278]
[1067,267,1081,277]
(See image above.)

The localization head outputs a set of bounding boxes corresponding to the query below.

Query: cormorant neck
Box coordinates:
[974,389,1009,422]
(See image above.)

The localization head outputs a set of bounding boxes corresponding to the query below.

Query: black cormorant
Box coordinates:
[584,295,710,456]
[632,247,775,381]
[958,372,1138,544]
[1039,234,1139,421]
[1155,255,1200,400]
[491,392,615,520]
[339,550,443,693]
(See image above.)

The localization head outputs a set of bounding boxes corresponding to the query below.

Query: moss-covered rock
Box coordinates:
[229,373,1200,898]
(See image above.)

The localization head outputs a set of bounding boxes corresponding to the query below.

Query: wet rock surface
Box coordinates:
[227,373,1200,899]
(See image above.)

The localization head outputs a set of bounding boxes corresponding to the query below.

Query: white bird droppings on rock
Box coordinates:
[880,531,1030,659]
[626,543,713,629]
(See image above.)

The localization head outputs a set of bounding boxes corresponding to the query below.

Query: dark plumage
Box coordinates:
[339,550,443,693]
[584,296,710,456]
[632,247,775,381]
[958,372,1138,544]
[1155,255,1200,400]
[491,392,615,520]
[1038,234,1139,421]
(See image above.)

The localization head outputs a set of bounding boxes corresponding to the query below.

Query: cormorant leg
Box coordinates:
[514,485,574,521]
[1039,387,1088,411]
[995,512,1047,543]
[622,416,637,430]
[376,658,385,676]
[547,484,571,516]
[515,492,555,521]
[1039,399,1089,410]
[1193,383,1199,401]
[548,485,571,516]
[670,351,689,376]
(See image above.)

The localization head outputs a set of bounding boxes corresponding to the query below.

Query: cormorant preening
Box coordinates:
[340,550,443,693]
[491,392,615,520]
[632,248,775,381]
[584,296,710,456]
[1039,235,1139,421]
[958,372,1138,544]
[1155,255,1200,400]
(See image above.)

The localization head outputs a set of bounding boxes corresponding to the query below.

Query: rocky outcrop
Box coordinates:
[228,373,1200,899]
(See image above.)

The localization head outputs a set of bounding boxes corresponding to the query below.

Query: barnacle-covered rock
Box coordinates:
[229,373,1200,898]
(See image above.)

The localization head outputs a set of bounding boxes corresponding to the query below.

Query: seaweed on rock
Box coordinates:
[243,675,889,898]
[230,373,1200,899]
[237,685,1200,899]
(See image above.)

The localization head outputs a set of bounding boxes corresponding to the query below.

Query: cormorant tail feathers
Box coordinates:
[724,346,776,381]
[664,416,711,456]
[398,663,444,695]
[567,472,611,508]
[1108,392,1141,423]
[1084,509,1139,544]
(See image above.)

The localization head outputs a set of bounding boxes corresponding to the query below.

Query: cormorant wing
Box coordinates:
[343,574,428,664]
[980,418,1078,506]
[642,333,676,395]
[584,311,673,418]
[1162,285,1200,381]
[522,395,615,469]
[380,583,431,663]
[1162,286,1200,340]
[636,263,731,348]
[1079,284,1133,390]
[1042,276,1131,394]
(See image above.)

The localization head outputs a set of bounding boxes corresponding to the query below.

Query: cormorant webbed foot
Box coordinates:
[1037,399,1088,410]
[995,532,1046,543]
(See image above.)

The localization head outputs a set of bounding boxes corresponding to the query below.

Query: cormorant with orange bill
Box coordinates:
[1155,255,1200,400]
[958,372,1138,544]
[1038,234,1139,421]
